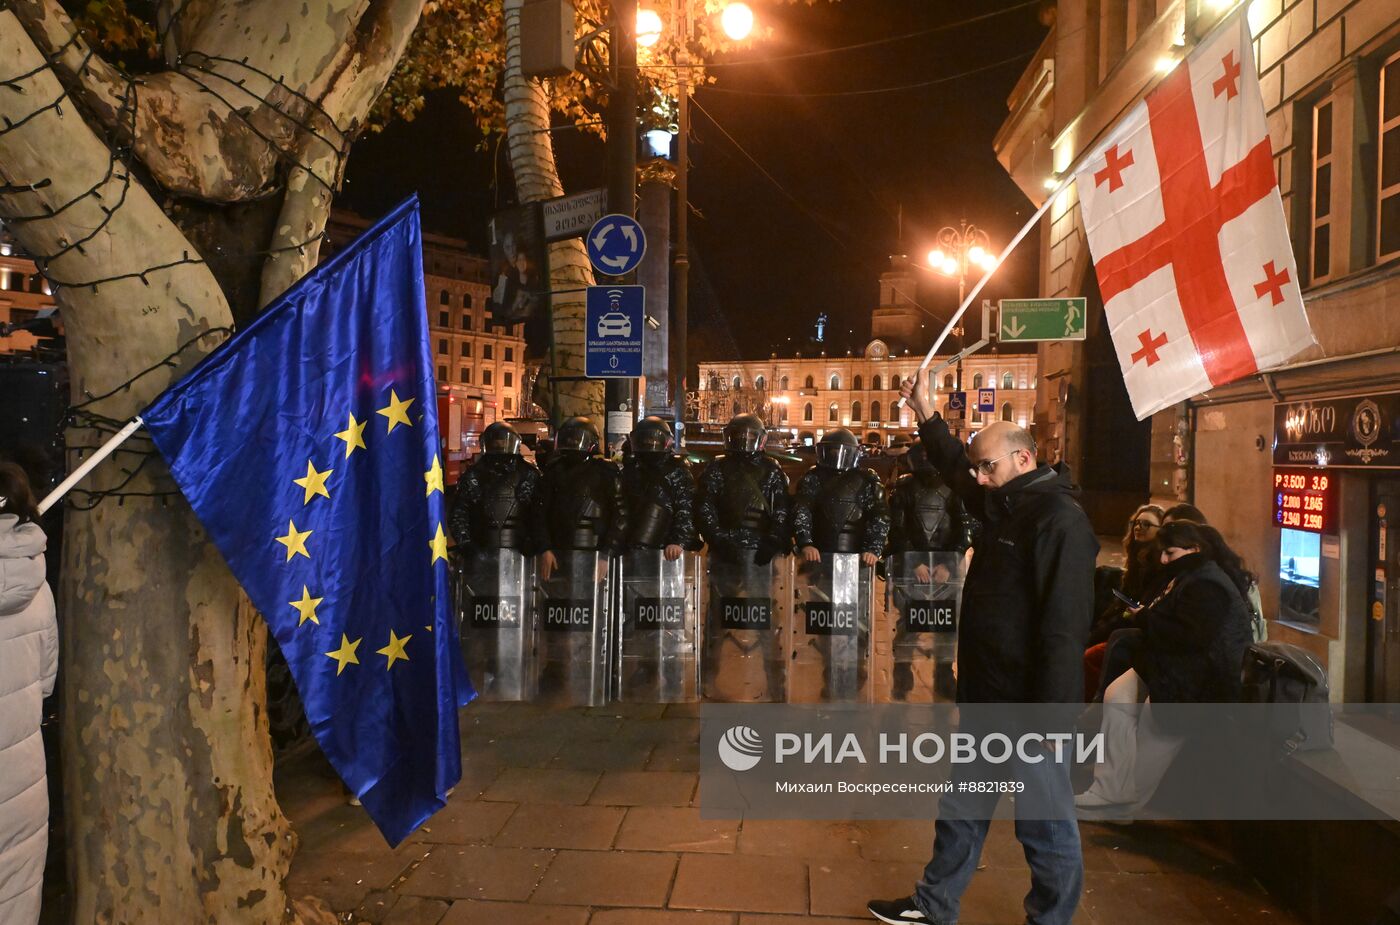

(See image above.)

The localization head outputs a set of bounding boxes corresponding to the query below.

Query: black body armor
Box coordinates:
[621,454,699,549]
[888,470,972,553]
[449,454,540,551]
[791,465,890,556]
[697,452,790,559]
[536,453,626,552]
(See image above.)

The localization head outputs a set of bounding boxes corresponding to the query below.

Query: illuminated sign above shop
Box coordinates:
[1273,390,1400,469]
[1273,468,1335,534]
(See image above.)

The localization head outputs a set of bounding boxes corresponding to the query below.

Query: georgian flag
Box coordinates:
[1074,11,1315,420]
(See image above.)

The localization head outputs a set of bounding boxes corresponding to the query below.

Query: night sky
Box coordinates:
[340,0,1052,363]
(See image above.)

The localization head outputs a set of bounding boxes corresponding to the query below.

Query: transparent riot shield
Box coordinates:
[702,552,790,702]
[790,553,874,703]
[535,550,611,706]
[614,550,700,702]
[457,549,535,701]
[879,551,964,703]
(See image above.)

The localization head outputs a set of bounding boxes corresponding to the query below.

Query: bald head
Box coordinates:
[968,422,1038,487]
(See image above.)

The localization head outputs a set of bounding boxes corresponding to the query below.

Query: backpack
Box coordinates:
[1239,642,1332,754]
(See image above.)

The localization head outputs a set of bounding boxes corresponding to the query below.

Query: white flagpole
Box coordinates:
[38,416,146,515]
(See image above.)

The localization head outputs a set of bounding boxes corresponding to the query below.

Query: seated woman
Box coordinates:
[1082,504,1164,701]
[1075,521,1254,814]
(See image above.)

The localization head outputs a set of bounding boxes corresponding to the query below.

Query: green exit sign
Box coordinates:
[998,298,1088,342]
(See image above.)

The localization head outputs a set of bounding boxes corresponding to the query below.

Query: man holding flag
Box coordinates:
[142,196,472,847]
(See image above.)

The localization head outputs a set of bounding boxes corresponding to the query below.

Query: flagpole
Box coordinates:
[38,416,146,515]
[897,6,1247,410]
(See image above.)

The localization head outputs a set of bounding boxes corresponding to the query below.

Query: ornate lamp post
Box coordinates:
[926,221,998,390]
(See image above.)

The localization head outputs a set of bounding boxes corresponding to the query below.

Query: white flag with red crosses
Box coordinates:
[1073,11,1315,421]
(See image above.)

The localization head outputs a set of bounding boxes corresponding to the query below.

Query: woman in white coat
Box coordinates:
[0,462,57,924]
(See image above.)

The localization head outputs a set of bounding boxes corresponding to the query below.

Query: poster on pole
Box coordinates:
[487,204,549,327]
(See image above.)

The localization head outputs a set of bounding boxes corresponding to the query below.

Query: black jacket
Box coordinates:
[1131,553,1252,705]
[448,454,542,553]
[696,453,791,560]
[887,470,973,554]
[791,465,891,556]
[534,454,627,553]
[620,454,702,550]
[918,414,1099,703]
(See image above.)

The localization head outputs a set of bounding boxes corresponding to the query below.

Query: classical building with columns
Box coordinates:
[696,258,1038,447]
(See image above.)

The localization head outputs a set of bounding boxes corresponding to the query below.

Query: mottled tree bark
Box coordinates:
[0,1,424,921]
[502,0,604,421]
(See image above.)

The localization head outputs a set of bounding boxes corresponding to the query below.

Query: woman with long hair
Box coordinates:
[1082,504,1164,699]
[1076,520,1254,814]
[0,462,57,923]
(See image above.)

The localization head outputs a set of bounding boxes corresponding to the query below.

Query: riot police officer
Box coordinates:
[696,413,791,700]
[533,416,626,702]
[621,417,700,555]
[887,441,972,700]
[449,422,540,554]
[792,428,890,700]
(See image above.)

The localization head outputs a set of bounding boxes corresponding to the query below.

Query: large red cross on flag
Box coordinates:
[1074,12,1315,420]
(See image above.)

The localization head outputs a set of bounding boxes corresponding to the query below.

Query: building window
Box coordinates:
[943,374,954,389]
[972,373,983,389]
[483,369,493,386]
[803,403,814,422]
[462,342,472,357]
[1380,52,1400,264]
[462,292,472,308]
[779,405,788,423]
[732,375,742,389]
[851,401,862,421]
[437,365,447,381]
[804,375,815,389]
[484,344,493,360]
[872,375,882,391]
[437,338,448,354]
[709,374,720,390]
[505,347,513,362]
[755,375,766,391]
[780,376,789,390]
[460,368,471,384]
[853,374,863,391]
[887,375,898,391]
[1002,372,1014,390]
[1001,402,1013,422]
[1311,95,1335,282]
[972,410,983,424]
[828,402,839,422]
[504,372,513,387]
[439,290,450,305]
[504,396,513,411]
[889,402,900,422]
[871,400,881,421]
[437,311,449,327]
[829,374,840,390]
[461,314,472,331]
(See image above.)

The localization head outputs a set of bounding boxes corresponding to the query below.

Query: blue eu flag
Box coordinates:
[144,197,474,846]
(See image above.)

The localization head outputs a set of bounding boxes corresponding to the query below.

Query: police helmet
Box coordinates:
[633,416,674,454]
[481,422,522,456]
[724,413,767,454]
[556,416,600,455]
[816,428,862,471]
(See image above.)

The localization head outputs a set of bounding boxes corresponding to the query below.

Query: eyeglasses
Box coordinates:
[1132,519,1161,529]
[969,451,1016,478]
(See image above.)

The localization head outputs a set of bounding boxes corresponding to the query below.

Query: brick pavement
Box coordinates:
[280,702,1304,925]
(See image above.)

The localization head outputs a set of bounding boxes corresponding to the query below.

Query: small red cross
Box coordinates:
[1131,329,1169,367]
[1213,51,1241,100]
[1252,260,1291,306]
[1094,144,1135,192]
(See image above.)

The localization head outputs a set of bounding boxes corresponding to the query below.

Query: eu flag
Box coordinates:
[143,197,474,846]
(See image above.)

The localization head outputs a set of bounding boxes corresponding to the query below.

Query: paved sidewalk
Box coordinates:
[280,702,1303,925]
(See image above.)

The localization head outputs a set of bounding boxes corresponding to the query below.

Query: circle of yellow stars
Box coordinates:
[271,385,450,677]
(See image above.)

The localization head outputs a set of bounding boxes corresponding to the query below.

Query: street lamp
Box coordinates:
[924,220,997,391]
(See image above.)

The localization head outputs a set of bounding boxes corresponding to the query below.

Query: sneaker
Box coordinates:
[867,896,929,923]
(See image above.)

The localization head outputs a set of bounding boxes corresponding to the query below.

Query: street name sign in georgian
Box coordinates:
[542,188,607,242]
[997,297,1088,342]
[586,214,647,277]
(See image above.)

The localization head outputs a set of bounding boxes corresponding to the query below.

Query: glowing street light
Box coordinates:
[920,220,998,393]
[637,8,663,47]
[721,2,755,40]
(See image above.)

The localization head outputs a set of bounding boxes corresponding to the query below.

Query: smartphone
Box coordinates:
[1111,588,1141,609]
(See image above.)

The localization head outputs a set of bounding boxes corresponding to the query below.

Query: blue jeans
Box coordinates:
[914,750,1083,925]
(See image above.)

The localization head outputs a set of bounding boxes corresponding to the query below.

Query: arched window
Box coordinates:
[804,375,815,389]
[889,375,899,391]
[872,375,882,391]
[779,376,789,390]
[708,374,720,390]
[851,401,862,422]
[943,374,954,389]
[1001,402,1014,422]
[779,405,789,423]
[870,400,881,422]
[972,373,983,390]
[853,375,863,391]
[828,402,839,422]
[890,402,901,422]
[829,374,841,390]
[754,375,766,391]
[1002,372,1014,389]
[803,403,814,422]
[462,292,472,308]
[732,375,742,390]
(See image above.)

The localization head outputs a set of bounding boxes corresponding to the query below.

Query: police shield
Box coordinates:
[791,552,873,703]
[702,553,789,703]
[458,549,535,701]
[614,550,700,702]
[536,549,612,706]
[881,551,963,702]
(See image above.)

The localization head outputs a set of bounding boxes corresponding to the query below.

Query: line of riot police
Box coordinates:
[449,413,972,706]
